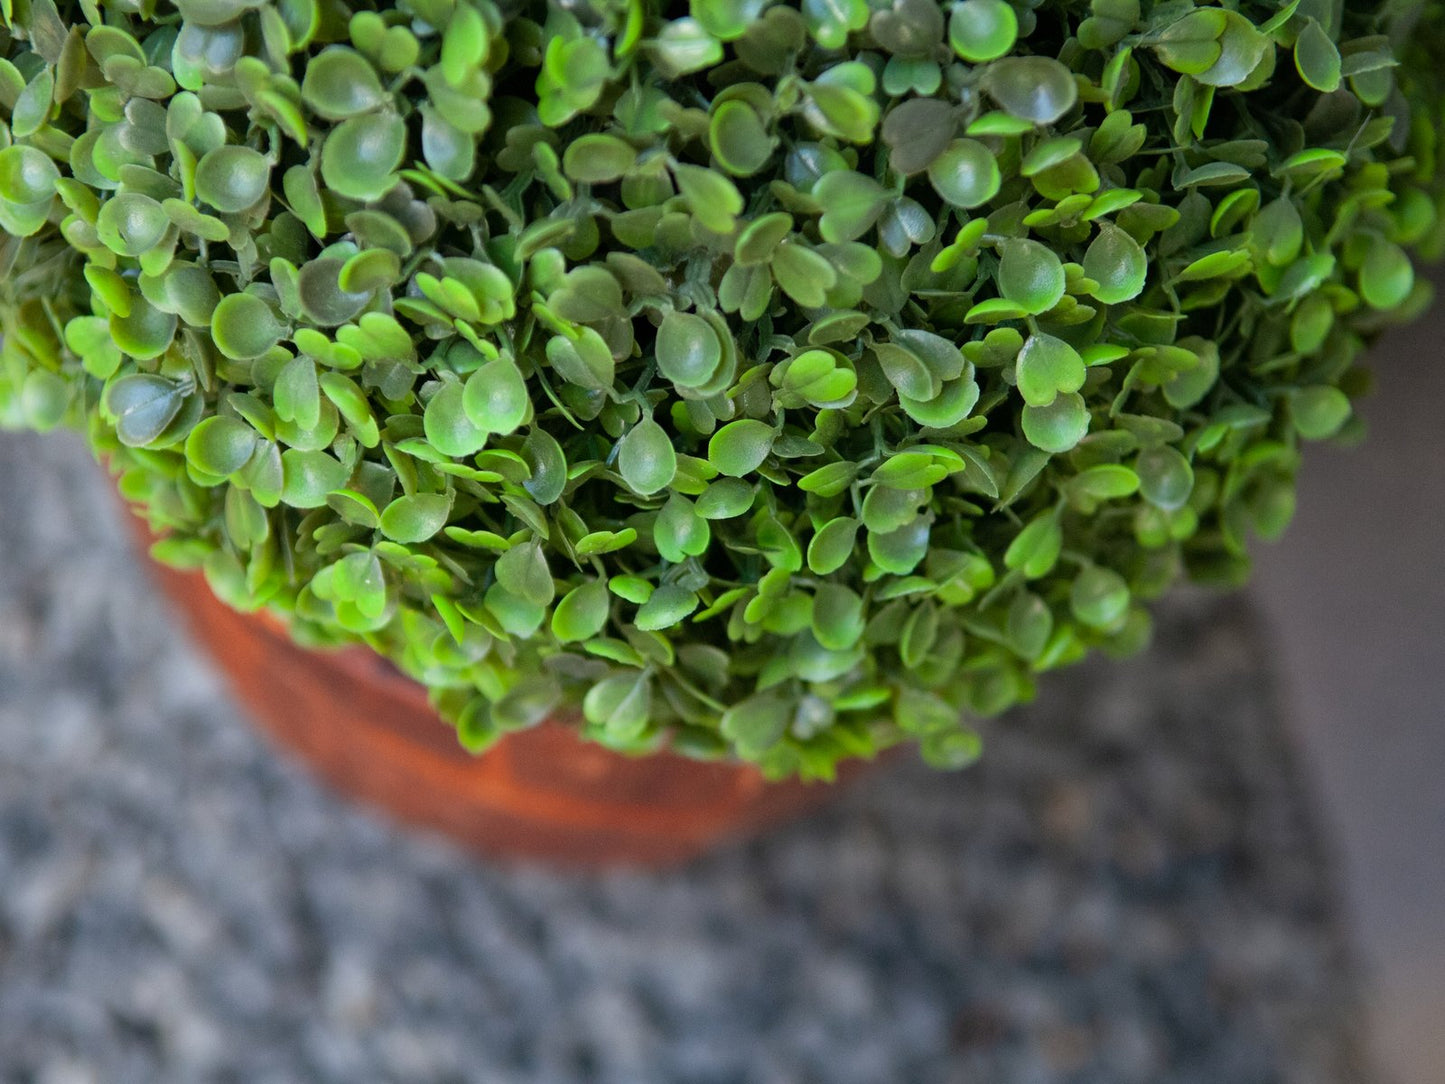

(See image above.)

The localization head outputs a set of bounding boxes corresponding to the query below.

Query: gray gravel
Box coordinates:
[0,429,1369,1084]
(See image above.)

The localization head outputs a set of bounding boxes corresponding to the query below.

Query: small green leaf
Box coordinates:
[708,419,775,477]
[654,494,710,562]
[788,462,852,501]
[650,16,722,78]
[301,46,387,119]
[1358,239,1414,311]
[1022,392,1090,453]
[546,328,615,391]
[185,415,257,476]
[1291,385,1351,440]
[609,575,654,604]
[211,293,283,361]
[320,111,406,202]
[1294,18,1341,93]
[95,193,170,257]
[635,583,699,631]
[927,139,1001,208]
[583,671,652,740]
[462,357,529,435]
[997,239,1066,314]
[709,99,775,176]
[803,0,869,50]
[656,310,723,388]
[380,492,452,543]
[19,369,67,431]
[280,449,350,508]
[807,516,860,574]
[673,161,743,233]
[496,540,554,606]
[696,478,755,519]
[1151,9,1225,76]
[616,417,677,496]
[982,56,1078,124]
[552,580,610,642]
[735,212,794,265]
[111,301,178,362]
[0,144,59,206]
[1068,464,1140,503]
[949,0,1018,63]
[106,373,185,448]
[692,0,770,41]
[1070,565,1130,629]
[1007,590,1053,660]
[424,381,489,458]
[870,0,944,59]
[1135,445,1194,510]
[10,67,53,138]
[1015,333,1085,408]
[273,356,321,429]
[815,170,889,243]
[920,728,982,770]
[895,686,956,734]
[1083,223,1147,304]
[720,694,790,758]
[1005,512,1062,579]
[868,519,930,575]
[562,133,637,183]
[1194,12,1269,88]
[881,97,956,175]
[194,145,271,213]
[771,242,837,308]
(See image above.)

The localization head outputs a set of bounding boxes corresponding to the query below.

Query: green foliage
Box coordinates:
[1,0,1443,780]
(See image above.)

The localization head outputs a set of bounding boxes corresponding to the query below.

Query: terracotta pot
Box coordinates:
[133,527,856,868]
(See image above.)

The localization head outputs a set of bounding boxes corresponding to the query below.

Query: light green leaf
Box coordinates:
[462,357,529,435]
[708,419,775,476]
[616,417,677,496]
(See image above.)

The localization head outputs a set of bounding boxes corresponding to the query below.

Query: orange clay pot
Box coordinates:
[133,525,857,868]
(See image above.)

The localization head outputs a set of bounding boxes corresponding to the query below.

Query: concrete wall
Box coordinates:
[1250,271,1445,1084]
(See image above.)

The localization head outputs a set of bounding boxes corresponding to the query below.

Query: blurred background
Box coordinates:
[0,280,1439,1083]
[1249,267,1445,1084]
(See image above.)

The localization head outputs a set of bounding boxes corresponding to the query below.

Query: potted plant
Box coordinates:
[0,0,1441,864]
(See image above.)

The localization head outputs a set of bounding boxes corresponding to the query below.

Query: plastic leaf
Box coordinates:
[708,419,774,477]
[617,417,677,495]
[463,357,529,435]
[982,57,1078,124]
[949,0,1018,63]
[927,139,1001,208]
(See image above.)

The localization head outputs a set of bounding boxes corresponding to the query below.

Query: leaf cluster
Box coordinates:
[1,0,1443,778]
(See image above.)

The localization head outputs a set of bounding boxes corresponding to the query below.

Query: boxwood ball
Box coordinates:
[1,0,1442,777]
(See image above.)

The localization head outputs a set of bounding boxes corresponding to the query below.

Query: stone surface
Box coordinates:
[0,430,1368,1084]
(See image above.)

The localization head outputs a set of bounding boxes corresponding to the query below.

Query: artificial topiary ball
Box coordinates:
[1,0,1442,777]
